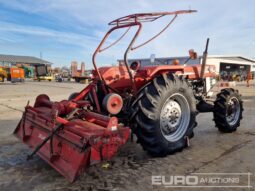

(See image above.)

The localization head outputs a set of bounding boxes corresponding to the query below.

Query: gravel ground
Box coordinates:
[0,81,255,191]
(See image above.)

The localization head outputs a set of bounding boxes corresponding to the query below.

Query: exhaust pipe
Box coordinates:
[200,38,210,79]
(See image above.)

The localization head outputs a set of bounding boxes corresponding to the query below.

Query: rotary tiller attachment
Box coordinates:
[13,87,130,182]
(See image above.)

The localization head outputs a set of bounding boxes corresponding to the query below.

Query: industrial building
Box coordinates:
[0,54,53,78]
[0,54,52,67]
[119,55,255,80]
[206,56,255,80]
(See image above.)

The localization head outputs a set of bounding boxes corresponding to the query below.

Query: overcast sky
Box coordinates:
[0,0,254,68]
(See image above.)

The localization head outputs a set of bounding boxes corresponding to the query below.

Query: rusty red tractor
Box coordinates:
[14,10,243,182]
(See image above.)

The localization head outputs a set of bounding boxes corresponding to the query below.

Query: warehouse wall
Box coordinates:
[206,58,254,73]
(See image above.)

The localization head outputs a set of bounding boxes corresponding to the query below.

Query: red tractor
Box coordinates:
[14,10,243,182]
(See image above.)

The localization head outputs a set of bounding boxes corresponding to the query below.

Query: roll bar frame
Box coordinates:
[92,10,197,94]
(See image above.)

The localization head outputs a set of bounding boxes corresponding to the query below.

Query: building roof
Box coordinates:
[207,55,255,63]
[0,54,52,65]
[119,55,255,66]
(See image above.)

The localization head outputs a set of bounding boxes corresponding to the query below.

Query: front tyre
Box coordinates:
[213,88,243,133]
[133,74,197,156]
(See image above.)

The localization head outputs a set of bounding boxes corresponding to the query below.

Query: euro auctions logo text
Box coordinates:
[152,173,252,188]
[152,175,199,186]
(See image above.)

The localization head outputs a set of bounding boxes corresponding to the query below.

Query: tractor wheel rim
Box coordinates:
[160,93,190,142]
[226,97,240,126]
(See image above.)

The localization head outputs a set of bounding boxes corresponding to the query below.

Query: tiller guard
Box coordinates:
[13,83,130,182]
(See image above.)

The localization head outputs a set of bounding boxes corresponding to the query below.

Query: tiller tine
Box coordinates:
[13,96,130,182]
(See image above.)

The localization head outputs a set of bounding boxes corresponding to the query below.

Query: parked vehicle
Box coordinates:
[37,74,54,81]
[0,67,7,82]
[10,68,25,82]
[71,62,91,83]
[55,74,63,82]
[22,66,34,78]
[34,65,53,81]
[3,67,25,83]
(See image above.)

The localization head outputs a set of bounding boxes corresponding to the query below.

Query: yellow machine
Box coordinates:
[0,67,7,82]
[38,74,54,81]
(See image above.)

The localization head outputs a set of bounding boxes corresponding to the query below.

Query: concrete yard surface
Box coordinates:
[0,81,255,191]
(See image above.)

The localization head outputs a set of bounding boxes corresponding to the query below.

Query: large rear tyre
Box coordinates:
[213,88,243,133]
[133,74,197,156]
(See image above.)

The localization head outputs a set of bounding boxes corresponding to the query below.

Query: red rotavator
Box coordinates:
[14,10,243,182]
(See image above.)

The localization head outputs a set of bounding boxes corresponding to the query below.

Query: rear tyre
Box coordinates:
[133,74,197,156]
[213,88,243,133]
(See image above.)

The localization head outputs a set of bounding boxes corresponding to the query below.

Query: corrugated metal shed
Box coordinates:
[0,54,52,65]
